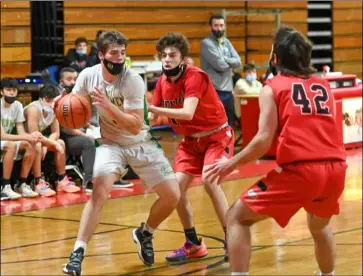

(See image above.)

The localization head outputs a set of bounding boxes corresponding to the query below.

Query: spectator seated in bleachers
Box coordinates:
[234,63,262,95]
[65,37,94,73]
[1,78,40,200]
[233,64,263,119]
[24,84,80,196]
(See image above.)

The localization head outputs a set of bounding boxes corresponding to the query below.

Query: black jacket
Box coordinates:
[64,49,94,73]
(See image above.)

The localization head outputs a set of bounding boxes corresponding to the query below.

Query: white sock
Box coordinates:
[142,223,155,235]
[231,273,248,275]
[74,240,87,253]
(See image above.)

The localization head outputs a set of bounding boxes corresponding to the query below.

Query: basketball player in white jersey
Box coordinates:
[62,30,180,275]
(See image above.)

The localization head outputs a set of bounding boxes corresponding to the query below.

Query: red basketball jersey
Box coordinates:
[266,74,346,165]
[153,65,227,136]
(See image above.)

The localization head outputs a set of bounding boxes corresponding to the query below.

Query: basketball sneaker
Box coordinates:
[113,179,134,188]
[57,176,80,193]
[34,179,56,197]
[2,184,22,200]
[63,247,84,276]
[166,238,208,262]
[132,223,154,266]
[15,183,39,198]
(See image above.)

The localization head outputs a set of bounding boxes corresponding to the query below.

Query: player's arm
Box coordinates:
[48,118,60,141]
[25,106,41,134]
[0,124,32,142]
[91,79,144,135]
[149,79,162,122]
[112,107,143,135]
[25,106,55,147]
[230,85,278,166]
[39,119,61,148]
[149,73,207,121]
[149,97,198,121]
[14,122,41,143]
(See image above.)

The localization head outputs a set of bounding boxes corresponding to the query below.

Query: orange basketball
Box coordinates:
[55,94,92,129]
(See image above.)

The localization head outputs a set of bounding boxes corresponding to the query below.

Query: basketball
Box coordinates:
[55,93,92,129]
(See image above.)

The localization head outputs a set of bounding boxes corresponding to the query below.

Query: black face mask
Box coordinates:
[64,85,74,94]
[4,96,16,104]
[212,30,225,38]
[103,58,124,75]
[162,63,184,77]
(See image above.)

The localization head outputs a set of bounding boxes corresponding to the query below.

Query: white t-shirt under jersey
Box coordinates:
[1,99,25,134]
[73,64,150,146]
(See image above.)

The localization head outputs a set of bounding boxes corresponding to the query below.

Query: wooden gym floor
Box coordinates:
[1,132,362,275]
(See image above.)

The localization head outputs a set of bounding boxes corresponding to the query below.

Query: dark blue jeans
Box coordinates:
[216,90,235,127]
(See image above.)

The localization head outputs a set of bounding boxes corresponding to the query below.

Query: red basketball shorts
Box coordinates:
[174,126,234,176]
[241,160,347,228]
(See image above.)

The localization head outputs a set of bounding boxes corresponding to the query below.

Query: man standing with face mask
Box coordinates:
[200,15,242,127]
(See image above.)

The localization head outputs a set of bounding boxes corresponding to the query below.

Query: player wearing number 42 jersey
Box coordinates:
[206,25,346,275]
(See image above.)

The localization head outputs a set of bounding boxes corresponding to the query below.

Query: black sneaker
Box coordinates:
[85,181,93,193]
[63,247,84,276]
[132,223,154,266]
[113,179,134,188]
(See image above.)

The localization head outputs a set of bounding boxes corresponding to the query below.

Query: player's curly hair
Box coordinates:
[156,32,190,58]
[272,25,316,77]
[97,30,128,54]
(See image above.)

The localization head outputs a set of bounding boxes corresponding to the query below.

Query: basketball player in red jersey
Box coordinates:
[148,32,234,262]
[205,25,347,275]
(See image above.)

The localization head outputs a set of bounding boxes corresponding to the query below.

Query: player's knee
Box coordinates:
[156,180,181,207]
[57,139,65,149]
[35,142,42,154]
[307,213,331,235]
[167,185,180,207]
[227,200,256,227]
[203,181,218,195]
[4,141,17,154]
[226,204,240,226]
[21,141,34,154]
[90,182,109,205]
